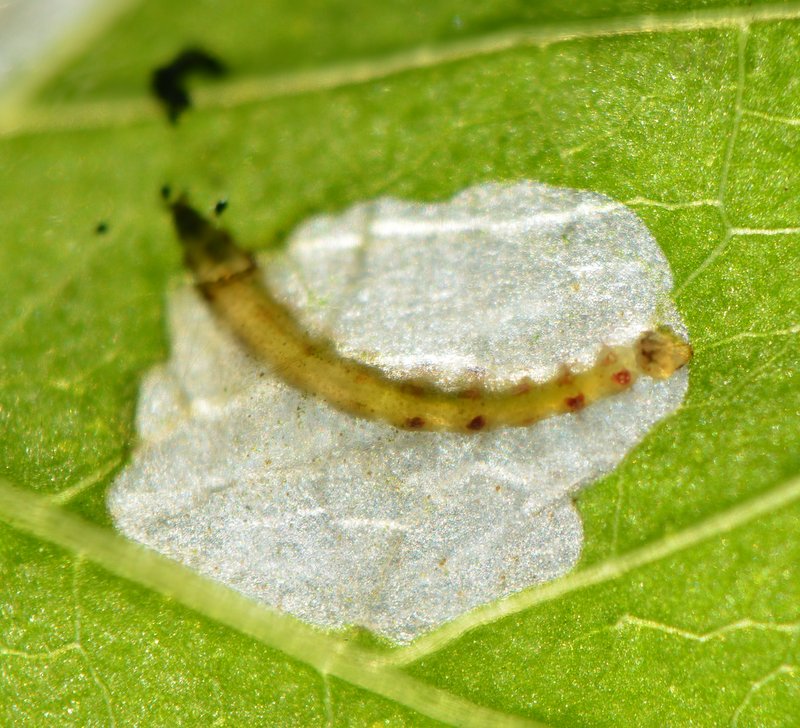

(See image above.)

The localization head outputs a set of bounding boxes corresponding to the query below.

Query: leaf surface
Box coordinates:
[1,1,799,725]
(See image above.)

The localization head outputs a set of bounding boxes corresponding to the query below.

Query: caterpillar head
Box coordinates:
[636,327,693,379]
[166,193,254,284]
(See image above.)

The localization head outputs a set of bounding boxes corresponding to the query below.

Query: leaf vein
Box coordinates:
[6,4,800,136]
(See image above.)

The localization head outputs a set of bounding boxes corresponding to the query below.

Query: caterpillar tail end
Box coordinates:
[166,193,254,284]
[636,327,693,379]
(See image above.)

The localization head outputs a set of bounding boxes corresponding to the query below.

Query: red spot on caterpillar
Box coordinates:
[458,387,482,400]
[612,369,631,386]
[467,415,486,431]
[556,367,574,387]
[565,393,585,411]
[514,378,532,395]
[406,416,425,429]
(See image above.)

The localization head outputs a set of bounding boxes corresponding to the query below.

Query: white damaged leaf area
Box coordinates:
[108,181,689,643]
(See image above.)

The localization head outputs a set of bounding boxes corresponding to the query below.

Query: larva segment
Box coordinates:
[169,199,692,433]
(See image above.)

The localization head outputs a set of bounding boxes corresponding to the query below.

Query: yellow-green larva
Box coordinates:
[169,198,692,433]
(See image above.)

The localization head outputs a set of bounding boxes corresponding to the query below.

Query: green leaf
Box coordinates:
[1,1,799,725]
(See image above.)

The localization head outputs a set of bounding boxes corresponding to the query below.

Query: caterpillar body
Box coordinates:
[169,199,692,433]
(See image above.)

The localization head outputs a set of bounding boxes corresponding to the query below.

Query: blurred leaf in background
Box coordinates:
[1,0,799,725]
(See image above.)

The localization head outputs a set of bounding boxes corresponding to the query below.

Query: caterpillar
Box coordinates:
[168,197,692,433]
